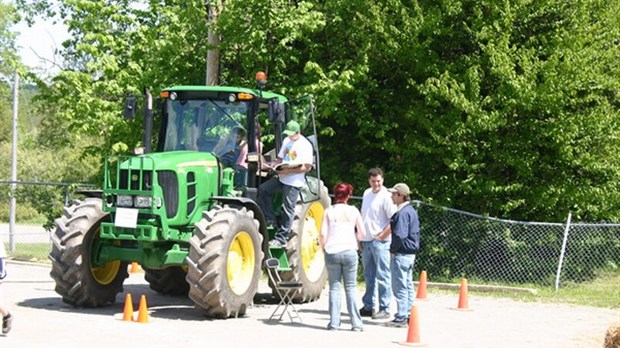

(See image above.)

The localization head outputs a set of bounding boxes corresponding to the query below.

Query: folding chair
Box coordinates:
[265,258,303,323]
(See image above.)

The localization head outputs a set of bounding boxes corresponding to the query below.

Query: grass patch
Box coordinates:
[535,271,620,308]
[4,242,50,263]
[0,216,48,225]
[426,271,620,309]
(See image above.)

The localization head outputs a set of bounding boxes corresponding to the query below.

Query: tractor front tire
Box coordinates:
[49,198,128,307]
[186,205,263,318]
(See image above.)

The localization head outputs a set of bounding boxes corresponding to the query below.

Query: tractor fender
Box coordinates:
[210,196,268,242]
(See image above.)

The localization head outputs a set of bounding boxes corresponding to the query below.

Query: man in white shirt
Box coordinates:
[359,168,396,319]
[258,120,314,246]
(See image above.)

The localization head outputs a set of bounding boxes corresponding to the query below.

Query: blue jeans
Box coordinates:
[234,166,247,188]
[361,240,391,312]
[391,253,416,321]
[325,250,363,330]
[258,176,300,244]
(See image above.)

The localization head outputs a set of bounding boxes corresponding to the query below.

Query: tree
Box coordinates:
[0,0,20,143]
[293,0,620,222]
[16,0,620,223]
[0,1,20,77]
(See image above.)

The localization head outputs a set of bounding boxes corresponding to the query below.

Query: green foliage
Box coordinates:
[15,0,620,223]
[0,137,99,229]
[0,82,100,229]
[0,201,43,222]
[0,0,20,75]
[304,0,620,222]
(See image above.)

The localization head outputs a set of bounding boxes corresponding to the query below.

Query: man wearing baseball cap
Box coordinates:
[384,183,420,328]
[258,120,314,247]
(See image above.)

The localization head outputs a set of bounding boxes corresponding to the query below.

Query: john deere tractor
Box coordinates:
[49,74,329,318]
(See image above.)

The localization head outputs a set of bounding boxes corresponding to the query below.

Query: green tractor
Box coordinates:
[49,74,330,318]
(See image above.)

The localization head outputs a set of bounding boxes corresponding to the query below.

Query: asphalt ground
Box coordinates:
[0,261,617,348]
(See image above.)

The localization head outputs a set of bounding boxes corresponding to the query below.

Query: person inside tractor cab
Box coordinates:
[258,120,314,247]
[234,123,264,188]
[212,126,244,167]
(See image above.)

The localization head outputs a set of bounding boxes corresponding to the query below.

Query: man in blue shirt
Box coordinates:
[383,183,420,328]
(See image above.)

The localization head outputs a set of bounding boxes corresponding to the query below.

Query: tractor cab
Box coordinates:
[154,84,323,206]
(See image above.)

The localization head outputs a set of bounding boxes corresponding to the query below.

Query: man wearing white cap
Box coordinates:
[258,120,314,247]
[384,183,420,328]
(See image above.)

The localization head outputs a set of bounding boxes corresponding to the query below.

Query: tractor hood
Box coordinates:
[121,151,220,172]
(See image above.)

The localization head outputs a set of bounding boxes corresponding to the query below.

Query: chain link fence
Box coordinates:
[0,181,94,262]
[413,201,620,289]
[1,187,619,289]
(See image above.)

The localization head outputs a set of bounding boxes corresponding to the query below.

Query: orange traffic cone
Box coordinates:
[452,278,473,311]
[416,270,428,300]
[136,295,150,323]
[398,306,427,347]
[122,293,134,321]
[129,262,140,273]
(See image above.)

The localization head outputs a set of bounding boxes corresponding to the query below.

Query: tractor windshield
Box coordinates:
[162,99,249,161]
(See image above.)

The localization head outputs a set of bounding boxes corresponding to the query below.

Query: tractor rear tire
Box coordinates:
[144,266,190,296]
[186,205,263,318]
[49,198,128,307]
[280,184,330,302]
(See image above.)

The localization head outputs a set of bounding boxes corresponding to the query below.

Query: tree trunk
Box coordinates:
[205,1,221,86]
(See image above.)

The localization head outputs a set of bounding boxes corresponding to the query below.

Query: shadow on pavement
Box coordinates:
[16,284,289,322]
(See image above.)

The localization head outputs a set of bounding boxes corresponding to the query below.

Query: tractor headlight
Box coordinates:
[134,195,152,208]
[117,195,134,207]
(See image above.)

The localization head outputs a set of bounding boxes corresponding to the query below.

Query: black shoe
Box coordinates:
[372,310,390,319]
[384,318,408,328]
[359,307,374,317]
[2,313,12,334]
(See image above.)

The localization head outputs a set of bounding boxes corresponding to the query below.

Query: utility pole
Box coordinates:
[205,0,222,86]
[9,72,19,252]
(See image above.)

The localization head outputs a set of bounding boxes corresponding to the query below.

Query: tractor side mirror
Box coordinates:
[268,99,285,123]
[124,95,138,120]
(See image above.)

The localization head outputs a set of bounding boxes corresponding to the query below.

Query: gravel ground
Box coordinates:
[0,261,618,348]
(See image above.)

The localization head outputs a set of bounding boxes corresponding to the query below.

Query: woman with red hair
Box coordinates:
[320,182,366,332]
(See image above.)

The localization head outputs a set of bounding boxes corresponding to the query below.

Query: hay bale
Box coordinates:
[604,322,620,348]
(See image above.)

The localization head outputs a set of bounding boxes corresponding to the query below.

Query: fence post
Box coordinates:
[9,72,19,252]
[555,211,572,292]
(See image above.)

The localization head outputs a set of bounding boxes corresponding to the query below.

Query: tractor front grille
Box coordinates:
[187,172,196,215]
[119,169,153,190]
[157,170,178,218]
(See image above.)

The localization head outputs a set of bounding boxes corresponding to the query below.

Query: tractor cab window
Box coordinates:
[162,99,249,163]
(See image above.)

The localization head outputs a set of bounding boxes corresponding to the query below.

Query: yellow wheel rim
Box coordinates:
[228,231,256,295]
[301,201,326,282]
[90,230,121,285]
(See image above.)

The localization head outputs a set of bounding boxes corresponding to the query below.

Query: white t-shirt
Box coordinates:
[321,204,365,254]
[360,186,397,241]
[277,135,313,188]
